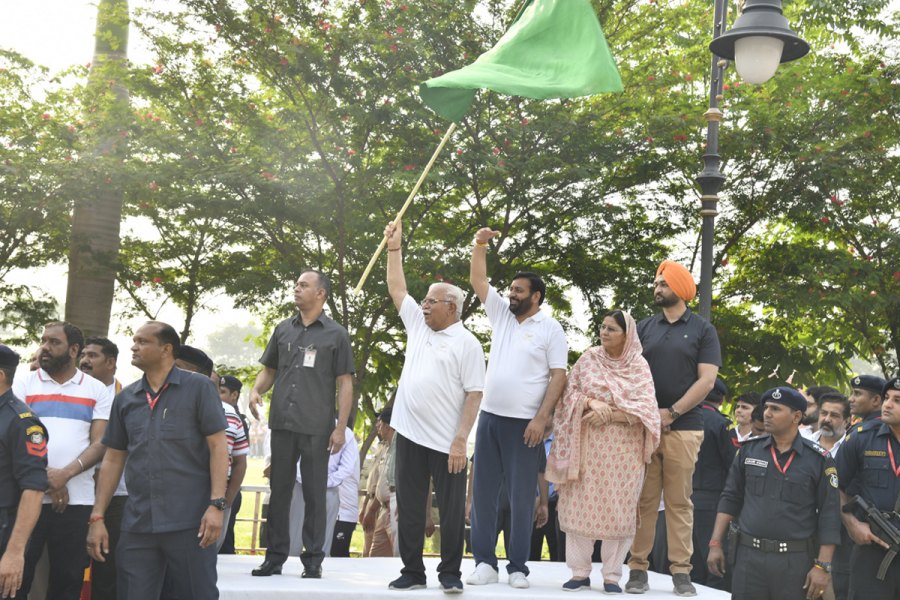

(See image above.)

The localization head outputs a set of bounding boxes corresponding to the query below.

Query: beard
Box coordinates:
[40,352,71,375]
[801,411,819,426]
[818,424,836,437]
[654,292,680,308]
[508,295,534,316]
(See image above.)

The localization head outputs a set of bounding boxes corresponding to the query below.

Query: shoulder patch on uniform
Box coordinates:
[25,427,47,456]
[745,457,768,468]
[17,411,33,419]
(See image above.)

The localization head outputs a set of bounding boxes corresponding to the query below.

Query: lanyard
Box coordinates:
[770,446,796,475]
[888,439,900,477]
[146,383,169,411]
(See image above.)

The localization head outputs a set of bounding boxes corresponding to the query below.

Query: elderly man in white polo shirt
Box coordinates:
[467,227,569,589]
[383,220,486,594]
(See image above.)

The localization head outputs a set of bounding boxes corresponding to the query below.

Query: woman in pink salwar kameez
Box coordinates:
[546,310,660,593]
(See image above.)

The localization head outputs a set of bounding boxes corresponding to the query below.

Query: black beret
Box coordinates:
[219,375,242,392]
[177,345,214,374]
[761,386,806,413]
[850,374,887,395]
[0,345,20,370]
[883,377,900,398]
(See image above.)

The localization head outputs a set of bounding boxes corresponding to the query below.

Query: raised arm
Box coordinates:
[385,220,407,311]
[469,227,500,303]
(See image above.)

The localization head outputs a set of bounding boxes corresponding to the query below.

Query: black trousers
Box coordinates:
[117,528,218,600]
[848,543,900,600]
[395,434,467,582]
[832,526,852,600]
[218,491,241,555]
[0,508,26,600]
[330,520,356,557]
[266,429,329,568]
[21,504,91,600]
[732,544,813,600]
[690,507,727,590]
[530,495,559,561]
[91,495,127,600]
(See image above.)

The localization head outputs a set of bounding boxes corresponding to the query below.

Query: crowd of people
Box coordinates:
[1,222,898,600]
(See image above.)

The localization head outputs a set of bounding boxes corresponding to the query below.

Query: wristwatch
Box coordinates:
[668,407,681,420]
[209,497,227,511]
[813,559,832,574]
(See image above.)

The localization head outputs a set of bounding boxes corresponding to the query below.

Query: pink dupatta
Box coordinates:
[545,311,660,484]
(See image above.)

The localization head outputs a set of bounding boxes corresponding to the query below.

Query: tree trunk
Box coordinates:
[64,0,129,337]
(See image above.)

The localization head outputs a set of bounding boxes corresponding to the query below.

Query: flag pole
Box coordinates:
[353,121,458,293]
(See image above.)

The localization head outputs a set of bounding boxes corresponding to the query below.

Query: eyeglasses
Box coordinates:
[421,298,453,306]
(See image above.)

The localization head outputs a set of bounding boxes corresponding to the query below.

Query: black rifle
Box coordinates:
[843,495,900,580]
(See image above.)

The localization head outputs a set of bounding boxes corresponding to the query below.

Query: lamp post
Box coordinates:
[695,0,810,320]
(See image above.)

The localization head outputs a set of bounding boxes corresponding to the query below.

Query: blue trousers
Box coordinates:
[470,411,542,575]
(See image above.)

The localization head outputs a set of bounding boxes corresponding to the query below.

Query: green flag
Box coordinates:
[420,0,623,122]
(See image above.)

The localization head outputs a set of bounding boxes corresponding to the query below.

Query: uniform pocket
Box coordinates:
[863,460,890,488]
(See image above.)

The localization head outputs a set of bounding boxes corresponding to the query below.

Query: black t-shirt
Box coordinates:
[636,308,722,431]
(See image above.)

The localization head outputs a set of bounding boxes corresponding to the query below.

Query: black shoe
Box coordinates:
[389,574,427,590]
[302,566,323,579]
[439,575,464,594]
[251,560,283,576]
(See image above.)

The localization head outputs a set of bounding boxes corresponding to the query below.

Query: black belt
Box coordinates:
[738,533,810,554]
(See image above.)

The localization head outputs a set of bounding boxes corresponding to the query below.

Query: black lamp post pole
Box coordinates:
[695,0,731,321]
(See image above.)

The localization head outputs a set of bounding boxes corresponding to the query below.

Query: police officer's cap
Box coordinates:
[178,345,214,374]
[220,375,242,393]
[714,378,729,397]
[761,386,806,413]
[850,374,886,394]
[883,377,900,398]
[0,344,20,370]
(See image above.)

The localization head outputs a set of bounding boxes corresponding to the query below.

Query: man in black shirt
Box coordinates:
[708,387,840,600]
[0,345,48,600]
[836,377,900,600]
[626,260,721,597]
[249,270,355,579]
[690,379,736,590]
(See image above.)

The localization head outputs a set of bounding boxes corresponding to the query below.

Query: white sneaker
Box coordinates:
[466,563,499,585]
[508,572,529,589]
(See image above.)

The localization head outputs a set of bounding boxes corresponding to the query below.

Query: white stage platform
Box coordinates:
[217,556,729,599]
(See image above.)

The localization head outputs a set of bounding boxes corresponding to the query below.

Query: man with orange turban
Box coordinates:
[625,260,721,597]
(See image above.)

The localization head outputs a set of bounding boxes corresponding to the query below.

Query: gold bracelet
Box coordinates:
[474,239,489,247]
[387,247,401,252]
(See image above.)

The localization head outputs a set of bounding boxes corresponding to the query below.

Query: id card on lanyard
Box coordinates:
[303,346,317,368]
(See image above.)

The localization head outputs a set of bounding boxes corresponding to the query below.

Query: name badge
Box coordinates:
[303,348,317,368]
[745,458,768,468]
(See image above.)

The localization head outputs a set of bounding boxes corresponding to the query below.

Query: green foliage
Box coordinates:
[2,0,896,430]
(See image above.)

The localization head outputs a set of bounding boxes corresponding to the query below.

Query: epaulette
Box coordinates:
[740,434,770,445]
[845,418,881,441]
[801,437,829,457]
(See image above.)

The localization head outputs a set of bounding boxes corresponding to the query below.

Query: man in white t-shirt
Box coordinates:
[384,221,486,594]
[12,322,113,599]
[467,227,569,590]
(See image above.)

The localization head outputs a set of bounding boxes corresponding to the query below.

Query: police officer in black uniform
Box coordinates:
[0,345,49,600]
[836,376,900,599]
[708,386,841,600]
[690,378,737,590]
[849,374,886,424]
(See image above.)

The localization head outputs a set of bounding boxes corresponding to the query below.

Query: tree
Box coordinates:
[0,51,74,344]
[64,0,131,337]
